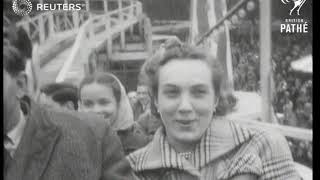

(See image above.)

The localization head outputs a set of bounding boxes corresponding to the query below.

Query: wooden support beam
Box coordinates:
[144,17,152,56]
[129,26,134,36]
[129,0,134,19]
[56,15,61,32]
[260,0,274,123]
[38,16,45,43]
[72,11,79,28]
[120,31,126,49]
[118,0,126,49]
[132,0,136,16]
[85,0,91,18]
[48,13,55,37]
[137,2,143,36]
[104,0,110,30]
[106,39,113,59]
[221,0,234,91]
[103,0,108,13]
[118,0,123,21]
[86,0,93,40]
[189,0,198,44]
[138,18,143,37]
[129,0,134,35]
[38,0,45,42]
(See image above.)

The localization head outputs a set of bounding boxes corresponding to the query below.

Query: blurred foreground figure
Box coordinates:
[3,24,135,180]
[127,39,300,180]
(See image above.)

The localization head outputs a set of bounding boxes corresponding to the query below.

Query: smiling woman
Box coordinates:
[157,59,216,152]
[78,72,150,154]
[127,39,301,180]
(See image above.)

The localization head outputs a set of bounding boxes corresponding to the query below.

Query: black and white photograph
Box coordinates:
[3,0,312,179]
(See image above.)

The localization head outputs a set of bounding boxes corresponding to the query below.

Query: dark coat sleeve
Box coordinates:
[60,111,136,180]
[101,124,137,180]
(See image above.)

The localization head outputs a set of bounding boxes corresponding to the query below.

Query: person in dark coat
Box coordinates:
[52,109,137,180]
[3,24,135,180]
[132,81,163,138]
[136,109,162,139]
[132,82,151,121]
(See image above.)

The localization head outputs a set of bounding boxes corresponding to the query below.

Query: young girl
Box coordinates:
[79,72,150,154]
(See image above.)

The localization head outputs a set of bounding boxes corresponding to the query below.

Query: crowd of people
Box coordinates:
[3,22,304,179]
[230,27,312,168]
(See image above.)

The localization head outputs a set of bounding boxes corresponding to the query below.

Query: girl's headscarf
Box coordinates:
[105,73,134,131]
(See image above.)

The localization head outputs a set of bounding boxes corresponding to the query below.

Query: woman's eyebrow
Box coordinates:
[191,84,210,89]
[98,98,110,101]
[82,99,93,102]
[162,84,179,88]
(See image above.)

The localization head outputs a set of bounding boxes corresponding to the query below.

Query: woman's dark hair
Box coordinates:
[51,87,79,110]
[3,45,26,76]
[79,72,121,103]
[4,23,32,59]
[3,22,32,76]
[3,24,32,76]
[140,38,235,117]
[41,82,77,96]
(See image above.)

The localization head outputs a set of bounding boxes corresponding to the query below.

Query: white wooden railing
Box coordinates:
[55,0,143,82]
[233,118,312,142]
[16,10,90,44]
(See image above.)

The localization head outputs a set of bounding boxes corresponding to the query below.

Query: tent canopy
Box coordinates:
[291,55,312,74]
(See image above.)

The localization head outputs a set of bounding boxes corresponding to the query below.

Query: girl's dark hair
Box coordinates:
[3,45,26,76]
[51,87,79,110]
[140,39,236,117]
[79,72,121,103]
[41,82,77,96]
[3,24,32,76]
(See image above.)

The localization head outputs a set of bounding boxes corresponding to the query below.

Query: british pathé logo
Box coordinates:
[12,0,32,16]
[281,0,307,16]
[280,0,309,33]
[280,19,308,33]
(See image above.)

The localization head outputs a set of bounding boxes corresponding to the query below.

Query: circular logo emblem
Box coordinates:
[12,0,32,16]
